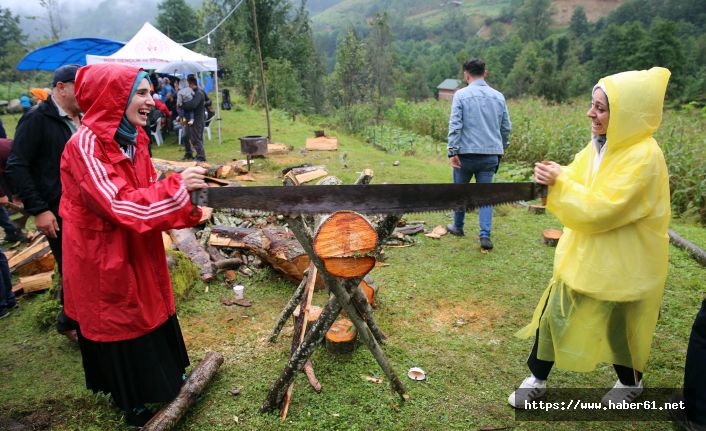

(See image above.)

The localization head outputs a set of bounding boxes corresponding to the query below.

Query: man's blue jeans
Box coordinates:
[452,154,499,238]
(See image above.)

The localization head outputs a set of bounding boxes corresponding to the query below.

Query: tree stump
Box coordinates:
[313,211,377,279]
[542,229,562,247]
[325,318,357,354]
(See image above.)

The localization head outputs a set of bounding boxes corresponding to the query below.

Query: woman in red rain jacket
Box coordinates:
[60,63,207,427]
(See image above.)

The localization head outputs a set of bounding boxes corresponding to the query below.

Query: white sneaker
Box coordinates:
[601,379,643,407]
[508,375,547,409]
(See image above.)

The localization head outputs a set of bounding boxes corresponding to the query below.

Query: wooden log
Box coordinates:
[283,166,328,185]
[325,318,357,354]
[267,143,290,155]
[313,211,377,279]
[669,229,706,267]
[8,238,54,276]
[210,225,312,283]
[12,270,54,294]
[306,136,338,151]
[169,228,215,282]
[528,205,546,214]
[355,168,374,185]
[162,232,174,250]
[542,228,562,247]
[142,351,224,431]
[359,279,377,307]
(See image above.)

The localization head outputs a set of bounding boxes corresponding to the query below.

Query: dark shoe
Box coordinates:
[669,393,706,431]
[446,223,464,237]
[195,157,206,162]
[125,406,155,427]
[0,308,9,319]
[181,154,194,161]
[480,237,494,251]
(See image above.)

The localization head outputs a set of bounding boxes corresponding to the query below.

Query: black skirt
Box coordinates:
[77,315,190,411]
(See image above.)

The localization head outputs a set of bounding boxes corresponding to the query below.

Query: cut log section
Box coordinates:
[8,238,54,276]
[292,305,323,325]
[11,270,54,294]
[267,143,290,155]
[313,211,377,279]
[169,228,215,282]
[283,165,328,186]
[305,136,338,151]
[325,319,357,354]
[542,228,562,247]
[528,205,546,214]
[359,278,378,307]
[142,351,224,431]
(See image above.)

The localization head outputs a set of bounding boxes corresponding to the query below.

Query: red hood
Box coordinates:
[75,63,143,147]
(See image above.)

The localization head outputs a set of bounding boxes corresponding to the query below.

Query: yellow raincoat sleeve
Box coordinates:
[547,144,661,234]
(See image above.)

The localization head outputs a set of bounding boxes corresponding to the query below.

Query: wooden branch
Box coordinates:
[669,229,706,267]
[281,263,318,420]
[269,277,308,343]
[261,295,341,413]
[288,218,407,402]
[142,352,224,431]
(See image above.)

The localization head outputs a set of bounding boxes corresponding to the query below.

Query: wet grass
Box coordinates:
[0,104,703,430]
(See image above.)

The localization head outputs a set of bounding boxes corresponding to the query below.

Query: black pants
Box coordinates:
[527,286,643,385]
[684,298,706,425]
[47,210,78,333]
[183,123,206,161]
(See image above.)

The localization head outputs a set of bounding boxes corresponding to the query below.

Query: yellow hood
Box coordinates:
[598,67,670,150]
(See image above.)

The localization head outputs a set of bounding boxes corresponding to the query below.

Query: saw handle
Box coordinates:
[540,184,548,206]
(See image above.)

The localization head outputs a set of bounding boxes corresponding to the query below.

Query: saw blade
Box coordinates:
[192,182,540,215]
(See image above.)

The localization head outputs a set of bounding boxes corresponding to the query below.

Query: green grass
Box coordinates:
[0,104,704,430]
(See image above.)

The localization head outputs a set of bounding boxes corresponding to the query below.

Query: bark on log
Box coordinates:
[669,229,706,267]
[542,229,562,247]
[210,225,312,283]
[313,212,377,279]
[142,351,224,431]
[284,166,328,185]
[169,228,215,282]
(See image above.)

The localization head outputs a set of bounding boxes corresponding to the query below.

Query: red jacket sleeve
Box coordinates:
[64,137,201,233]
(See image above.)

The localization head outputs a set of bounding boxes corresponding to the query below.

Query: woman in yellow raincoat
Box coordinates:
[508,67,671,409]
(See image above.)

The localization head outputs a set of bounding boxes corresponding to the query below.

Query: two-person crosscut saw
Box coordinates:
[191,182,544,214]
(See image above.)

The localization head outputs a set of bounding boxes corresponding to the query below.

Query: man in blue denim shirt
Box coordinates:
[447,58,511,251]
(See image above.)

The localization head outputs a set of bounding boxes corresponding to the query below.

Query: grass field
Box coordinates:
[0,104,703,430]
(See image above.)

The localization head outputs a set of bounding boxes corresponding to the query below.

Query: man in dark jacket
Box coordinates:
[181,75,207,162]
[6,64,81,341]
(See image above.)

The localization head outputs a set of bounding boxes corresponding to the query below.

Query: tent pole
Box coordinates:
[214,68,222,145]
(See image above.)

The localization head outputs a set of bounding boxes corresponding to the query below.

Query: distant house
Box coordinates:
[437,79,462,101]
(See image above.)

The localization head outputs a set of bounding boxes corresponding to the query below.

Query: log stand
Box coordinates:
[262,170,408,415]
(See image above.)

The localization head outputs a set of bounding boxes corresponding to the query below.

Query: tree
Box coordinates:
[39,0,64,41]
[264,58,306,119]
[515,0,555,41]
[569,6,589,37]
[0,8,27,82]
[156,0,200,43]
[331,29,369,128]
[366,13,394,121]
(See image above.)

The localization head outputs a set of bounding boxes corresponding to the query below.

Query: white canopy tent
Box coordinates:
[87,22,222,144]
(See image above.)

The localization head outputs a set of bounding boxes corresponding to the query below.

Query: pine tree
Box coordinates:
[156,0,200,43]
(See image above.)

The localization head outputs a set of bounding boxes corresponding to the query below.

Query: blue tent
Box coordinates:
[16,38,125,71]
